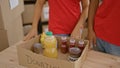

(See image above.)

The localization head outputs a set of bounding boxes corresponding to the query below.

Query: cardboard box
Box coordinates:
[0,0,24,30]
[7,15,24,46]
[22,1,49,24]
[0,30,9,51]
[17,36,89,68]
[22,4,35,24]
[0,7,4,30]
[0,0,24,46]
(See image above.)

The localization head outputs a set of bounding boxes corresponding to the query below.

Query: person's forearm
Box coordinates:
[32,0,45,29]
[76,0,89,27]
[88,0,99,31]
[78,6,88,25]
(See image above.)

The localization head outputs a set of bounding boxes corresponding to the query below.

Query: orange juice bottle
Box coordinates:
[43,31,58,58]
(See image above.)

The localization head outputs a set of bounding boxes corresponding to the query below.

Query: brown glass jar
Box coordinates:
[60,44,68,54]
[60,36,68,54]
[69,38,76,48]
[78,40,85,52]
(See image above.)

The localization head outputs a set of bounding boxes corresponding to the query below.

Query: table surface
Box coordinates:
[0,42,120,68]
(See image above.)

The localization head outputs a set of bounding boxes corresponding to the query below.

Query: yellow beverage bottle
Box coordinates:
[40,32,46,48]
[43,31,58,58]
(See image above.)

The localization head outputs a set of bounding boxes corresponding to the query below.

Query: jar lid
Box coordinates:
[78,40,84,44]
[69,39,75,43]
[61,36,67,40]
[69,47,81,55]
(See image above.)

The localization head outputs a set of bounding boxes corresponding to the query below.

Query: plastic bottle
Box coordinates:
[40,32,46,48]
[43,31,58,58]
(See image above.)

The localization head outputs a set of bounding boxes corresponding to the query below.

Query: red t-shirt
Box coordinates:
[48,0,81,34]
[95,0,120,46]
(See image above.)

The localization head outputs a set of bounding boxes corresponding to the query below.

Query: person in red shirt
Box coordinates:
[24,0,89,40]
[88,0,120,56]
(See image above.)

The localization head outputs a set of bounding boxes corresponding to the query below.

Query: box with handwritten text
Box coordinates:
[17,36,89,68]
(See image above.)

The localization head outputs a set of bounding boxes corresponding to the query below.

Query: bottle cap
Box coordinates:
[46,31,53,36]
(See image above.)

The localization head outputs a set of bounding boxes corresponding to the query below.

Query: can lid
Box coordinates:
[46,31,53,36]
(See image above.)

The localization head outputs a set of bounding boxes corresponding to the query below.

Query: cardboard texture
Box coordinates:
[22,4,35,24]
[0,7,4,30]
[22,1,49,24]
[0,0,24,46]
[0,0,24,30]
[17,36,89,68]
[7,15,24,46]
[0,30,9,51]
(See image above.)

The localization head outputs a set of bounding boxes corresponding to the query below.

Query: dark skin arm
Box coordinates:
[87,0,99,46]
[71,0,89,39]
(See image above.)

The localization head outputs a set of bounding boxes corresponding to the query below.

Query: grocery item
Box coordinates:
[68,47,81,61]
[40,32,46,48]
[43,31,58,58]
[69,38,76,48]
[78,40,85,52]
[33,43,43,54]
[60,36,68,54]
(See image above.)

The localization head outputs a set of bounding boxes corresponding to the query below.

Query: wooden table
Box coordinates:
[0,42,120,68]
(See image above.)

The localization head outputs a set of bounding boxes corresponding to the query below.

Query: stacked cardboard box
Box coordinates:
[22,1,49,24]
[22,0,35,24]
[22,1,49,36]
[0,0,24,51]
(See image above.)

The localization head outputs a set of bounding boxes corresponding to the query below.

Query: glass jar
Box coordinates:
[60,36,68,54]
[78,40,85,52]
[33,43,43,54]
[68,47,81,61]
[69,38,76,48]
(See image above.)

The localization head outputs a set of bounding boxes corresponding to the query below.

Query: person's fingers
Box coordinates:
[24,31,34,41]
[23,33,31,41]
[93,36,97,46]
[89,40,94,49]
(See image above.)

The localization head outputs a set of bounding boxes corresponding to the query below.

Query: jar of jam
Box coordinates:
[69,38,76,48]
[61,36,67,45]
[68,47,81,61]
[78,40,85,52]
[60,36,68,54]
[33,43,43,54]
[60,44,68,54]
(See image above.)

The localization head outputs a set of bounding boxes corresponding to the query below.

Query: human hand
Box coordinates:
[87,29,96,48]
[70,25,83,39]
[24,28,38,41]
